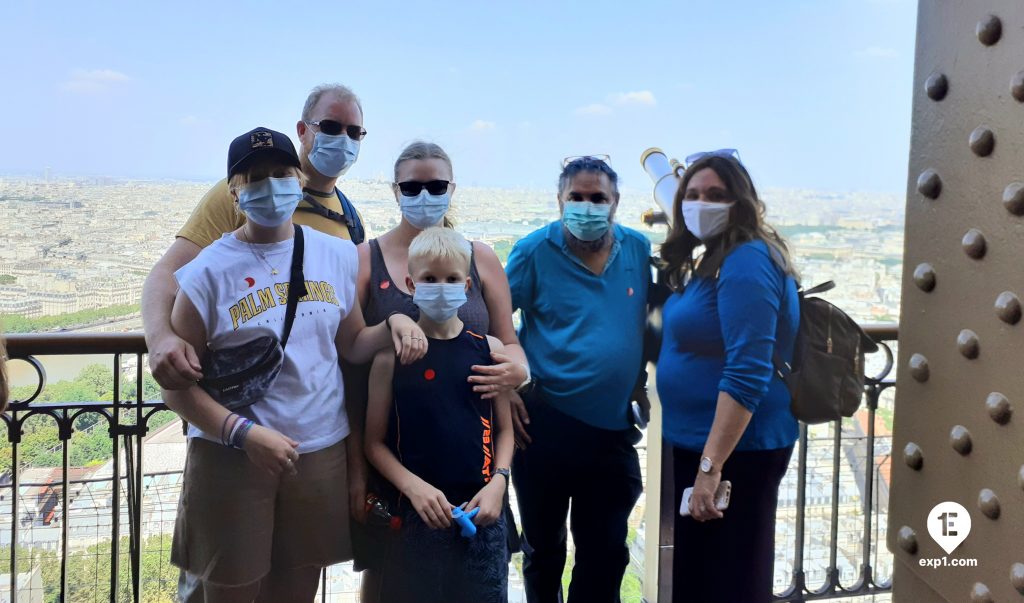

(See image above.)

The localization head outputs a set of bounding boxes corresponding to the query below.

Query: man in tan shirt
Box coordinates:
[143,83,367,389]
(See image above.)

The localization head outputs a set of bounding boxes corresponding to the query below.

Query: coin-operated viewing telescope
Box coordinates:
[639,147,684,227]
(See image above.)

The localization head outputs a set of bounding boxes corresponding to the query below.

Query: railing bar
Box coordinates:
[132,353,145,602]
[61,411,70,602]
[828,420,841,590]
[10,418,19,601]
[321,566,328,602]
[793,423,808,594]
[861,386,878,588]
[110,353,121,603]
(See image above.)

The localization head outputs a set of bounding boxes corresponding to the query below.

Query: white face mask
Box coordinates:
[681,200,734,241]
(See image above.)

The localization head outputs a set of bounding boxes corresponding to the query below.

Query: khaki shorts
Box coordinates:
[171,437,353,586]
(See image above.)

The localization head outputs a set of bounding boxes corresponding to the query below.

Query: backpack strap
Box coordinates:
[280,224,308,349]
[801,280,835,296]
[295,188,365,244]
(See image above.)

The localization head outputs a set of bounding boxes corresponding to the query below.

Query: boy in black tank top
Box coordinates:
[365,227,513,603]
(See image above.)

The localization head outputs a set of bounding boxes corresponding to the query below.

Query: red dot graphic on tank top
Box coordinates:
[424,369,436,381]
[627,287,634,297]
[380,280,391,290]
[244,277,256,288]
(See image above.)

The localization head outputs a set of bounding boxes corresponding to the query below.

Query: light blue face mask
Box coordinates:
[400,191,451,229]
[237,177,304,227]
[413,283,467,323]
[307,132,360,178]
[562,201,612,241]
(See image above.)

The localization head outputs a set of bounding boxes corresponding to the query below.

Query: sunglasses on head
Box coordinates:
[562,154,611,168]
[307,120,367,140]
[397,180,451,196]
[683,148,741,168]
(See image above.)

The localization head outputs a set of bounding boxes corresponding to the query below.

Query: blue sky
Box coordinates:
[1,0,917,193]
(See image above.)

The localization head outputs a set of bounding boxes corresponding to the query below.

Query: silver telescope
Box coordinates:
[640,147,684,226]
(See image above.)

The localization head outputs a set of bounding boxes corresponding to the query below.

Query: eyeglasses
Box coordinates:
[683,148,741,168]
[396,180,451,196]
[306,120,368,140]
[562,154,611,168]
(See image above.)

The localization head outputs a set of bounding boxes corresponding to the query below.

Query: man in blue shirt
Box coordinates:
[505,157,649,603]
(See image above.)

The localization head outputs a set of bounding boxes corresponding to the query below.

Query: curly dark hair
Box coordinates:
[659,154,797,290]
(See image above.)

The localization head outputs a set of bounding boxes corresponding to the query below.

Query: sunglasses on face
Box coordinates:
[307,120,367,140]
[397,180,451,196]
[683,148,741,168]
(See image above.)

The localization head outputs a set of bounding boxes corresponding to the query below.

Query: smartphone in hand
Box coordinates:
[679,480,732,517]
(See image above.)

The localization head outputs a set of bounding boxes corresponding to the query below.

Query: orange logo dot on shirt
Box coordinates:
[380,280,391,290]
[424,369,436,381]
[627,287,634,297]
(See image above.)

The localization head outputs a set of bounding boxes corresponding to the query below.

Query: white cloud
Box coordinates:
[611,90,657,106]
[61,69,131,94]
[471,119,496,131]
[575,103,613,116]
[857,46,898,59]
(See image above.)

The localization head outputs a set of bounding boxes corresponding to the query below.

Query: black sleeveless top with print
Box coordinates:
[387,329,495,505]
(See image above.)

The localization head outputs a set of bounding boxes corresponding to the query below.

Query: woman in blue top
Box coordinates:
[657,151,800,603]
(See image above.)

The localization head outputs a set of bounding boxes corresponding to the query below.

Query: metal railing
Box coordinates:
[773,324,897,601]
[4,329,897,602]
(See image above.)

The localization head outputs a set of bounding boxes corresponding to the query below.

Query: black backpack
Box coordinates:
[774,281,879,424]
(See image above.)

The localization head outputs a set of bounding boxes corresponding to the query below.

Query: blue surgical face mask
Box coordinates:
[413,282,467,323]
[400,191,451,230]
[237,177,304,227]
[562,201,612,241]
[307,132,360,177]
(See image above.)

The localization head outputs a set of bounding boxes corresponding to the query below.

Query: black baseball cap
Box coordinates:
[227,127,301,178]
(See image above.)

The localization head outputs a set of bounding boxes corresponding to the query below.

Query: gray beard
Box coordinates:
[563,223,613,254]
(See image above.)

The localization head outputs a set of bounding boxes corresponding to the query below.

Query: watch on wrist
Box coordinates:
[699,456,716,474]
[493,467,511,483]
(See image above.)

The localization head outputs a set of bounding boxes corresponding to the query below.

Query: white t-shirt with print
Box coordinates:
[174,226,356,454]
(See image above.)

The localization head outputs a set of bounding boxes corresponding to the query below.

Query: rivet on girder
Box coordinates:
[909,354,930,382]
[995,292,1022,325]
[903,443,924,470]
[976,15,1002,46]
[897,526,918,554]
[957,330,980,359]
[950,425,973,455]
[970,582,994,603]
[913,263,936,292]
[962,229,987,259]
[1003,182,1024,215]
[978,489,1001,520]
[917,170,942,200]
[926,73,949,101]
[969,127,995,157]
[1010,563,1024,595]
[985,392,1012,425]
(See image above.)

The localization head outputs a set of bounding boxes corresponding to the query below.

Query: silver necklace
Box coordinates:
[241,227,281,276]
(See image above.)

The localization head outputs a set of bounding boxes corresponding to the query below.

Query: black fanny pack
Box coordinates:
[198,224,307,411]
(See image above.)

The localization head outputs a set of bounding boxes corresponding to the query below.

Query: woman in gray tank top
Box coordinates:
[353,142,528,601]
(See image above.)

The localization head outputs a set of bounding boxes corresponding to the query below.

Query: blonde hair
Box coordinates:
[408,227,471,273]
[228,161,304,197]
